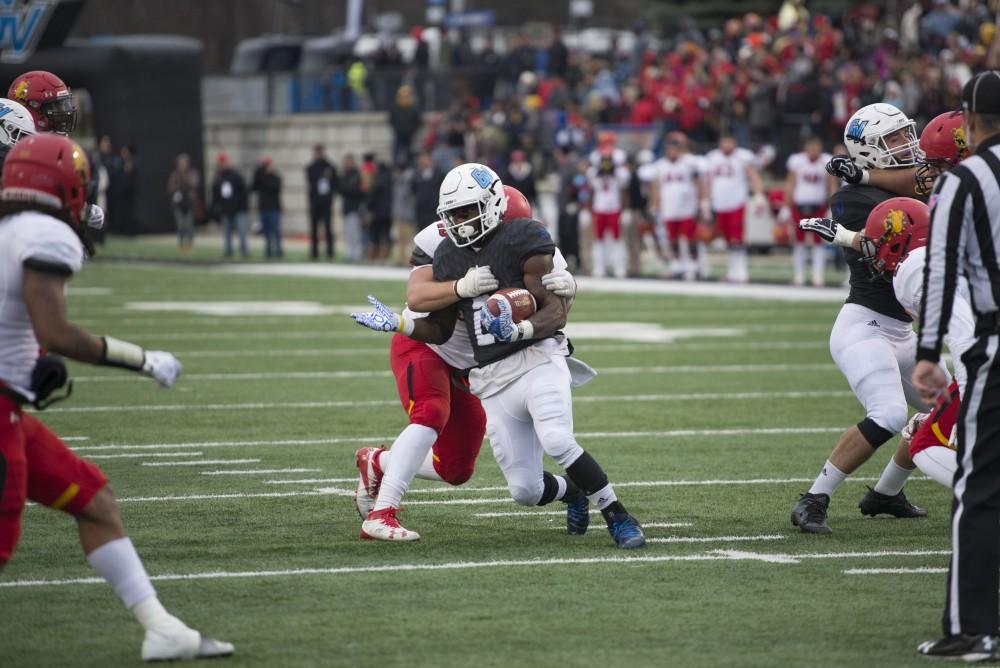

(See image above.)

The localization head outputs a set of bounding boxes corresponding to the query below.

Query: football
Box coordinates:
[486,287,537,323]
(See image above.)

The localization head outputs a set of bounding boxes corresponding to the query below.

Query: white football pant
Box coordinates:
[481,355,585,506]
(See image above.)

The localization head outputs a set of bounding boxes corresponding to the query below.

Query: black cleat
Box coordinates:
[790,492,832,534]
[858,486,927,518]
[917,633,1000,662]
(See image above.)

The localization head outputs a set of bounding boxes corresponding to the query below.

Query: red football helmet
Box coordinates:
[503,185,532,221]
[8,70,77,134]
[915,110,968,195]
[862,197,929,276]
[1,133,91,226]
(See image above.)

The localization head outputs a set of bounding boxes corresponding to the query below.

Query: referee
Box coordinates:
[915,70,1000,661]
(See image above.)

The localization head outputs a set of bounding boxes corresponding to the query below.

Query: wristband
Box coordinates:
[860,170,870,185]
[100,336,146,370]
[516,320,534,341]
[832,225,858,248]
[453,280,461,298]
[397,313,415,336]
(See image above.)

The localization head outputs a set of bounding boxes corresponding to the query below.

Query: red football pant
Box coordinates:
[665,218,697,242]
[909,380,960,458]
[792,204,826,244]
[594,211,621,240]
[390,334,485,485]
[0,395,108,561]
[715,207,745,245]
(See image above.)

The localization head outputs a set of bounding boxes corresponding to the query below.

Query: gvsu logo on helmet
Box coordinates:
[0,0,58,65]
[846,118,869,142]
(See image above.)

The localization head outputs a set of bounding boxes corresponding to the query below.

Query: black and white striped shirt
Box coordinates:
[918,134,1000,362]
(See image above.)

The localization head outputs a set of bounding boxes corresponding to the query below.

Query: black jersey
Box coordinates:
[829,184,912,322]
[433,218,556,366]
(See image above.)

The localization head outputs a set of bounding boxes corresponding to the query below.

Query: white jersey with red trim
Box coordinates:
[648,155,703,221]
[787,152,832,206]
[894,246,975,394]
[0,212,84,399]
[705,148,756,212]
[404,221,567,371]
[587,166,630,214]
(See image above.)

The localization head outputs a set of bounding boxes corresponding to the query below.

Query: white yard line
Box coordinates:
[72,427,847,453]
[201,468,321,476]
[711,549,951,565]
[48,390,847,413]
[59,436,90,441]
[67,364,837,383]
[86,452,204,460]
[266,476,883,490]
[140,459,261,467]
[648,535,785,544]
[843,567,948,575]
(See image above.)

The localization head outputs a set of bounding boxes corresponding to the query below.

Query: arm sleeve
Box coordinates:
[918,171,968,363]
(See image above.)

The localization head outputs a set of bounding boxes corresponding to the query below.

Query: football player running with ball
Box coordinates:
[0,134,233,661]
[792,103,934,533]
[349,187,582,541]
[422,163,645,548]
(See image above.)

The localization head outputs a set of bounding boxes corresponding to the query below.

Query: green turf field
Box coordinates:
[1,258,954,668]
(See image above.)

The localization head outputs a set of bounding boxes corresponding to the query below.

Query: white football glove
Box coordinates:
[350,295,400,333]
[455,265,498,299]
[142,351,182,388]
[541,268,577,298]
[901,412,929,441]
[85,203,105,230]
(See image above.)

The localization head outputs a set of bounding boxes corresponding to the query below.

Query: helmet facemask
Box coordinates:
[914,159,950,195]
[442,201,494,247]
[40,96,76,134]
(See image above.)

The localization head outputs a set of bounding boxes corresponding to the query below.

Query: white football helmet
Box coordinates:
[0,98,34,159]
[437,162,507,247]
[843,103,922,169]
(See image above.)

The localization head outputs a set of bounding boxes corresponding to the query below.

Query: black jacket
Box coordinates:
[339,167,365,214]
[367,164,393,220]
[251,166,282,212]
[211,167,248,216]
[306,159,337,207]
[413,167,444,229]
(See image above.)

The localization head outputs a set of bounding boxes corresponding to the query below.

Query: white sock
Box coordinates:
[87,537,158,610]
[554,475,568,501]
[379,441,444,481]
[132,597,185,632]
[373,423,438,511]
[677,237,694,280]
[811,244,826,286]
[587,483,618,511]
[739,248,750,282]
[726,248,738,281]
[613,239,627,278]
[873,458,913,497]
[415,450,444,481]
[808,460,848,497]
[592,237,606,277]
[792,244,806,284]
[696,242,709,278]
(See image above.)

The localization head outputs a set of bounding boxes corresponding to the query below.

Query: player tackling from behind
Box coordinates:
[0,134,233,661]
[416,163,645,548]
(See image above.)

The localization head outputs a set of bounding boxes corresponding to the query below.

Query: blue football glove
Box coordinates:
[480,298,518,343]
[350,295,400,333]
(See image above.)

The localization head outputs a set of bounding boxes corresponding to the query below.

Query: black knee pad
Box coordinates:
[858,417,894,449]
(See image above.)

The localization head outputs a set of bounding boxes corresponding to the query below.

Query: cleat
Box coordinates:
[565,495,589,535]
[858,486,927,518]
[142,624,235,662]
[791,492,832,534]
[607,513,646,549]
[917,634,1000,662]
[360,507,420,542]
[354,446,385,520]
